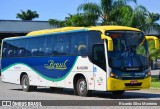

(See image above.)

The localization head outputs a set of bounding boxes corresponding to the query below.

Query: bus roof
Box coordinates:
[26,27,87,36]
[3,26,141,41]
[26,26,141,36]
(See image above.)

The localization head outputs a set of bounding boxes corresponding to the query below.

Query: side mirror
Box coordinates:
[145,36,159,49]
[101,34,113,51]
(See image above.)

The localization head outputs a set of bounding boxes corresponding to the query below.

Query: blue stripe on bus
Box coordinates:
[1,56,78,81]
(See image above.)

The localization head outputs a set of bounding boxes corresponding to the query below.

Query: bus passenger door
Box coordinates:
[93,44,107,91]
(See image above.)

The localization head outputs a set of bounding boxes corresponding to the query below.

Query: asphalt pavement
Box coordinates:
[0,79,160,109]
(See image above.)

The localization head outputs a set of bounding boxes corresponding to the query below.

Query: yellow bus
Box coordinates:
[1,26,159,96]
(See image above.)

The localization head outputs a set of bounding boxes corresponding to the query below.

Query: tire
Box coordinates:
[76,77,91,96]
[112,90,125,96]
[21,75,37,92]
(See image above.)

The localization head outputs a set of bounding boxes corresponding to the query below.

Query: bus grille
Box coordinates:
[125,83,142,86]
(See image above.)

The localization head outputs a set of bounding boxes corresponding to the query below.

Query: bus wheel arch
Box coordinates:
[73,73,91,96]
[20,72,37,92]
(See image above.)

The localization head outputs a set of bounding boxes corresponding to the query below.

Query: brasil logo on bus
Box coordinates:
[44,60,68,70]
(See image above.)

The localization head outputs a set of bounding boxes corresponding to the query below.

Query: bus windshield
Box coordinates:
[106,31,149,71]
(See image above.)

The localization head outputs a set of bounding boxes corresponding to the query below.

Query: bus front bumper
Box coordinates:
[107,77,151,91]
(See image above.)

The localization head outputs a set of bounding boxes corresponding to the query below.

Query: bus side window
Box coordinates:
[38,48,44,56]
[3,48,8,57]
[8,50,13,57]
[93,45,105,62]
[78,44,86,55]
[52,34,69,56]
[6,41,15,57]
[31,49,38,56]
[2,41,9,57]
[37,37,46,56]
[26,38,38,57]
[45,36,53,56]
[15,39,26,57]
[45,48,52,55]
[70,32,88,56]
[19,49,25,56]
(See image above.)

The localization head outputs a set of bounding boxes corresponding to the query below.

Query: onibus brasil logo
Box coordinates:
[44,60,68,70]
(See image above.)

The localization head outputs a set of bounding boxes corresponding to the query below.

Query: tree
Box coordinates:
[16,10,39,20]
[77,0,160,32]
[49,19,65,27]
[147,40,160,61]
[49,13,98,27]
[124,5,160,33]
[49,0,138,27]
[141,12,160,33]
[77,0,137,25]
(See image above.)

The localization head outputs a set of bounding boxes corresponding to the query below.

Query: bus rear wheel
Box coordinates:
[112,90,125,96]
[21,75,37,92]
[76,77,91,96]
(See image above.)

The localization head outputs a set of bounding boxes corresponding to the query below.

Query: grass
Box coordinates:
[151,77,160,88]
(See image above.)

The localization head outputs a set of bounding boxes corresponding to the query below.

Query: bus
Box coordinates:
[1,26,159,96]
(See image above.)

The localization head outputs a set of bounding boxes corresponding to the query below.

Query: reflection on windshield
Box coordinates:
[106,31,149,70]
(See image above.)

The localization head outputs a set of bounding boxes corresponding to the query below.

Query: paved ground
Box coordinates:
[0,79,160,109]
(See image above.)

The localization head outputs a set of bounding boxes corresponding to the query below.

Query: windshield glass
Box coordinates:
[106,31,149,71]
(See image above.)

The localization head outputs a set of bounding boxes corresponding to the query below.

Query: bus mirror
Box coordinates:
[145,36,159,49]
[101,34,113,51]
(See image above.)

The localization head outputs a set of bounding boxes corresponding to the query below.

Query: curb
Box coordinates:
[150,87,160,90]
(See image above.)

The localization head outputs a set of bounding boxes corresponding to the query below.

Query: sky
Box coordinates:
[0,0,160,21]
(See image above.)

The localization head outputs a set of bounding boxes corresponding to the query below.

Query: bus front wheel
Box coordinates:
[76,77,91,96]
[21,75,37,92]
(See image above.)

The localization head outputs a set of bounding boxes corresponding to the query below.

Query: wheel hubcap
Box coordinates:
[23,78,28,89]
[79,80,86,94]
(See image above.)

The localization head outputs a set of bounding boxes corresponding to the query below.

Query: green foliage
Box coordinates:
[16,10,39,20]
[151,81,160,88]
[49,13,98,27]
[76,0,160,32]
[152,77,160,82]
[77,0,137,25]
[148,40,160,61]
[151,77,160,88]
[142,12,160,33]
[49,0,160,33]
[48,19,65,27]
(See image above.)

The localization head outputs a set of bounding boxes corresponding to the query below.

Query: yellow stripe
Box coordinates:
[26,26,141,36]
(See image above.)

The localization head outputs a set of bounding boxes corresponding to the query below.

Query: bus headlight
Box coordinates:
[145,72,151,78]
[110,73,119,79]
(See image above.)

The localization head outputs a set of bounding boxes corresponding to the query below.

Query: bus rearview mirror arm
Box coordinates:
[145,36,159,49]
[101,34,113,51]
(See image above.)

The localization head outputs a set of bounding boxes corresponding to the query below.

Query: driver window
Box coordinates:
[93,44,106,70]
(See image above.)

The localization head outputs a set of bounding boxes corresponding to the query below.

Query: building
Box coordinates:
[0,20,56,41]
